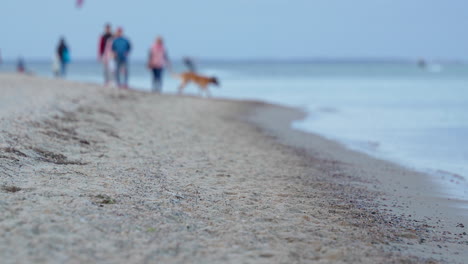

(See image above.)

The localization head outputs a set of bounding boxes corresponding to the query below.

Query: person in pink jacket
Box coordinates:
[147,36,170,93]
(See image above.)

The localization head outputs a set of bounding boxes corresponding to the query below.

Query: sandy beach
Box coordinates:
[0,73,467,263]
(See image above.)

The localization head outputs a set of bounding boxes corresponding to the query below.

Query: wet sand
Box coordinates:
[0,73,467,263]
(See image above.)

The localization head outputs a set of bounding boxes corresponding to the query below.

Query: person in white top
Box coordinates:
[98,24,115,85]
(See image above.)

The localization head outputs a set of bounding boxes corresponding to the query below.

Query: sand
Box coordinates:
[0,73,466,263]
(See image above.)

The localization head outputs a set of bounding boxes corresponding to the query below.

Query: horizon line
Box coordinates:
[0,57,466,64]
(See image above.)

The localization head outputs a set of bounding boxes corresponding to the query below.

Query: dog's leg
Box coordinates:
[205,88,212,98]
[198,84,209,97]
[198,86,204,97]
[178,80,188,95]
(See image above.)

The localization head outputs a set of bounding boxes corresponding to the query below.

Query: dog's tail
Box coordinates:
[170,72,182,80]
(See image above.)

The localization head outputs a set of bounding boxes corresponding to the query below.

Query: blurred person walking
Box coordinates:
[98,23,114,85]
[111,27,131,88]
[183,57,196,73]
[56,38,70,77]
[147,36,170,93]
[17,57,25,73]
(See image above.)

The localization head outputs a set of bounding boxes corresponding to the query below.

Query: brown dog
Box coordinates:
[174,72,220,97]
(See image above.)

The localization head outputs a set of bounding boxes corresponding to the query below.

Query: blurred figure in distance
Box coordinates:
[98,23,114,85]
[147,36,170,93]
[17,57,25,73]
[111,27,131,88]
[183,57,196,73]
[56,37,70,77]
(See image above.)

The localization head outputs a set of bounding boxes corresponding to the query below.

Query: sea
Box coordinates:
[1,59,467,202]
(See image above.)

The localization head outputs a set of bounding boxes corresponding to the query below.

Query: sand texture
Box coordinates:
[0,74,467,263]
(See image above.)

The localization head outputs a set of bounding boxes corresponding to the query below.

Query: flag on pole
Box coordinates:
[76,0,84,8]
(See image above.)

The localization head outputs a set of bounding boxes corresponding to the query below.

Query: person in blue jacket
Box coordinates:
[112,27,132,88]
[56,37,70,77]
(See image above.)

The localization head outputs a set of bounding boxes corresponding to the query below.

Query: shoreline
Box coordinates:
[248,104,468,261]
[259,104,468,214]
[248,101,468,216]
[291,119,468,205]
[1,74,467,263]
[231,95,468,261]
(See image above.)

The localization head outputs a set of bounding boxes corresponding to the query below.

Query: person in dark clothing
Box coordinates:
[17,57,25,73]
[57,38,70,77]
[183,57,196,73]
[111,27,131,88]
[98,23,113,84]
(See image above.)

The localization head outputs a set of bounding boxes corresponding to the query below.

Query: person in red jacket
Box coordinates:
[98,23,113,85]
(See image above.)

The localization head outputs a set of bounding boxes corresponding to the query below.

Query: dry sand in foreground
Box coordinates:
[0,74,467,263]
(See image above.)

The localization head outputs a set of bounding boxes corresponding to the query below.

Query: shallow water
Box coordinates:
[2,60,468,201]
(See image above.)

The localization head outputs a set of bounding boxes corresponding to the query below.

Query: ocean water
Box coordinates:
[1,60,468,201]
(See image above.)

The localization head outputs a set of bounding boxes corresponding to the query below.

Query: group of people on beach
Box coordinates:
[8,23,210,94]
[55,23,171,92]
[97,23,170,91]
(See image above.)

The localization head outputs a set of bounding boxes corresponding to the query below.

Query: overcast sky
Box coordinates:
[1,0,467,61]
